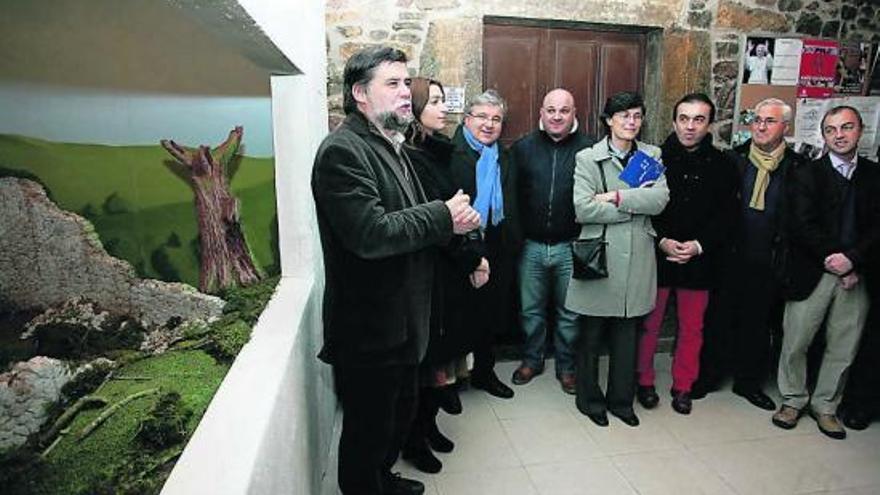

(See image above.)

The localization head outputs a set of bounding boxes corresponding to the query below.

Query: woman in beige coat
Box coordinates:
[565,92,669,427]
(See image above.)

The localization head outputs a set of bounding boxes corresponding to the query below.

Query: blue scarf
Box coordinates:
[463,127,504,227]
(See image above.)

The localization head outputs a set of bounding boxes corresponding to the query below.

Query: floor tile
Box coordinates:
[526,458,637,495]
[801,486,880,495]
[320,355,880,495]
[692,433,880,494]
[501,410,603,465]
[575,407,683,456]
[434,466,538,495]
[431,417,521,474]
[491,376,574,420]
[612,447,736,495]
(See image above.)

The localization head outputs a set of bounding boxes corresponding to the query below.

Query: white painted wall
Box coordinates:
[161,1,334,494]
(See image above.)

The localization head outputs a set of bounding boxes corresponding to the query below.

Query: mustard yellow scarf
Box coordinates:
[748,142,786,211]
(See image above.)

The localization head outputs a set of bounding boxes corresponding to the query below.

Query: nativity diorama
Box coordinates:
[0,127,280,494]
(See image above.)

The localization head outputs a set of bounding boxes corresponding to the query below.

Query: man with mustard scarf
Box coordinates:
[692,98,804,411]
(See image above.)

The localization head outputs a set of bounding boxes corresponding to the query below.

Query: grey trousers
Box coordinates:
[778,273,869,415]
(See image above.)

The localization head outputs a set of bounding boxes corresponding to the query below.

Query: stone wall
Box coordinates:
[325,0,879,145]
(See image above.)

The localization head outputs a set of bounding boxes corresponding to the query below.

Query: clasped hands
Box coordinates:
[825,252,858,290]
[659,238,700,264]
[469,257,490,289]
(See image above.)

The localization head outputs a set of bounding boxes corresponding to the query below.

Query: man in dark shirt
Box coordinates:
[510,89,593,394]
[694,98,802,411]
[312,46,480,495]
[636,93,738,415]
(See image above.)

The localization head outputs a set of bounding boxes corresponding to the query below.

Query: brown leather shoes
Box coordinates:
[512,365,542,385]
[812,411,846,440]
[558,373,576,395]
[772,405,801,430]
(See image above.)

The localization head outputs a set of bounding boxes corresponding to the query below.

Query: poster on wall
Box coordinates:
[794,98,828,155]
[868,47,880,95]
[771,38,803,86]
[445,86,466,113]
[847,96,880,159]
[798,39,839,98]
[835,42,873,95]
[743,37,776,85]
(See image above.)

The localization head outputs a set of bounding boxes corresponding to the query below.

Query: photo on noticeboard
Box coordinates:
[743,37,775,85]
[834,42,872,96]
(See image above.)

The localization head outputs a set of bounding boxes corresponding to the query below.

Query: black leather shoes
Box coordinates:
[384,472,425,494]
[471,372,514,399]
[637,385,660,409]
[402,445,442,474]
[732,386,776,411]
[610,409,640,427]
[841,407,872,431]
[426,424,454,453]
[671,390,692,415]
[690,379,718,400]
[434,385,462,415]
[583,410,609,427]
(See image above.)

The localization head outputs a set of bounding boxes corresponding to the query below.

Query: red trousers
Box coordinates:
[637,287,709,393]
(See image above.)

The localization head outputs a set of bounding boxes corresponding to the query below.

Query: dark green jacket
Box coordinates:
[312,111,452,365]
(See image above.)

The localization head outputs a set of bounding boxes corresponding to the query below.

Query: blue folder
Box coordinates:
[618,150,665,187]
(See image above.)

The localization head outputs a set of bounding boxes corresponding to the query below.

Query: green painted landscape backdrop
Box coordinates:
[0,134,280,289]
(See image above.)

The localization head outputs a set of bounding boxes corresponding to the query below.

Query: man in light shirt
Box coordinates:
[773,106,880,439]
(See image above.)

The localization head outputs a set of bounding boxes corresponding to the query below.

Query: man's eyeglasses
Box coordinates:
[468,113,503,125]
[752,117,783,127]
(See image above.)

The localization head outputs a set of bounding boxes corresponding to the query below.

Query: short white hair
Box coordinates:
[754,98,792,123]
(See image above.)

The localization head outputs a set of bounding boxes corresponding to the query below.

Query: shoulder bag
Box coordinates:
[571,160,609,280]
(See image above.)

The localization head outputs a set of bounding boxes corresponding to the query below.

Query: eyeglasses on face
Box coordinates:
[752,117,783,127]
[613,111,643,122]
[468,113,503,125]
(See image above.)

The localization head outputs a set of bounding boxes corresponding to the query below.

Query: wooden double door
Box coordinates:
[483,21,648,146]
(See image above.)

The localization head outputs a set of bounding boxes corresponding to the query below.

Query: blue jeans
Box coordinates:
[519,239,580,375]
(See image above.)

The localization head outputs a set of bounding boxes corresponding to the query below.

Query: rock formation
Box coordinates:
[0,177,224,327]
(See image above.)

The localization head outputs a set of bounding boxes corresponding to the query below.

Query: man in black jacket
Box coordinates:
[693,98,803,411]
[510,88,593,395]
[448,90,522,399]
[773,106,880,439]
[312,46,480,494]
[636,93,738,415]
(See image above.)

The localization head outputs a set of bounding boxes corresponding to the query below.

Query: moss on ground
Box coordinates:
[3,350,229,495]
[1,276,279,494]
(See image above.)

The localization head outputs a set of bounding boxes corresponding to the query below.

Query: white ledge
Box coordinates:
[161,274,335,495]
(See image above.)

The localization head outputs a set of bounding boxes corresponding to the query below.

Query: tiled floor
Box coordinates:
[321,355,880,495]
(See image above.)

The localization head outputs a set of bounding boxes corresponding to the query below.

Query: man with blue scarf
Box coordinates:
[449,90,522,399]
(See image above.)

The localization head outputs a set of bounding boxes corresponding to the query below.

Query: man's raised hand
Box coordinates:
[446,189,481,234]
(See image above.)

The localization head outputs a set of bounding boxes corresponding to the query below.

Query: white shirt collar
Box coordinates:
[828,152,858,180]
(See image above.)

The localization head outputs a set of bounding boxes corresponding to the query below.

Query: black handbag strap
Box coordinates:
[596,160,608,239]
[597,160,608,193]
